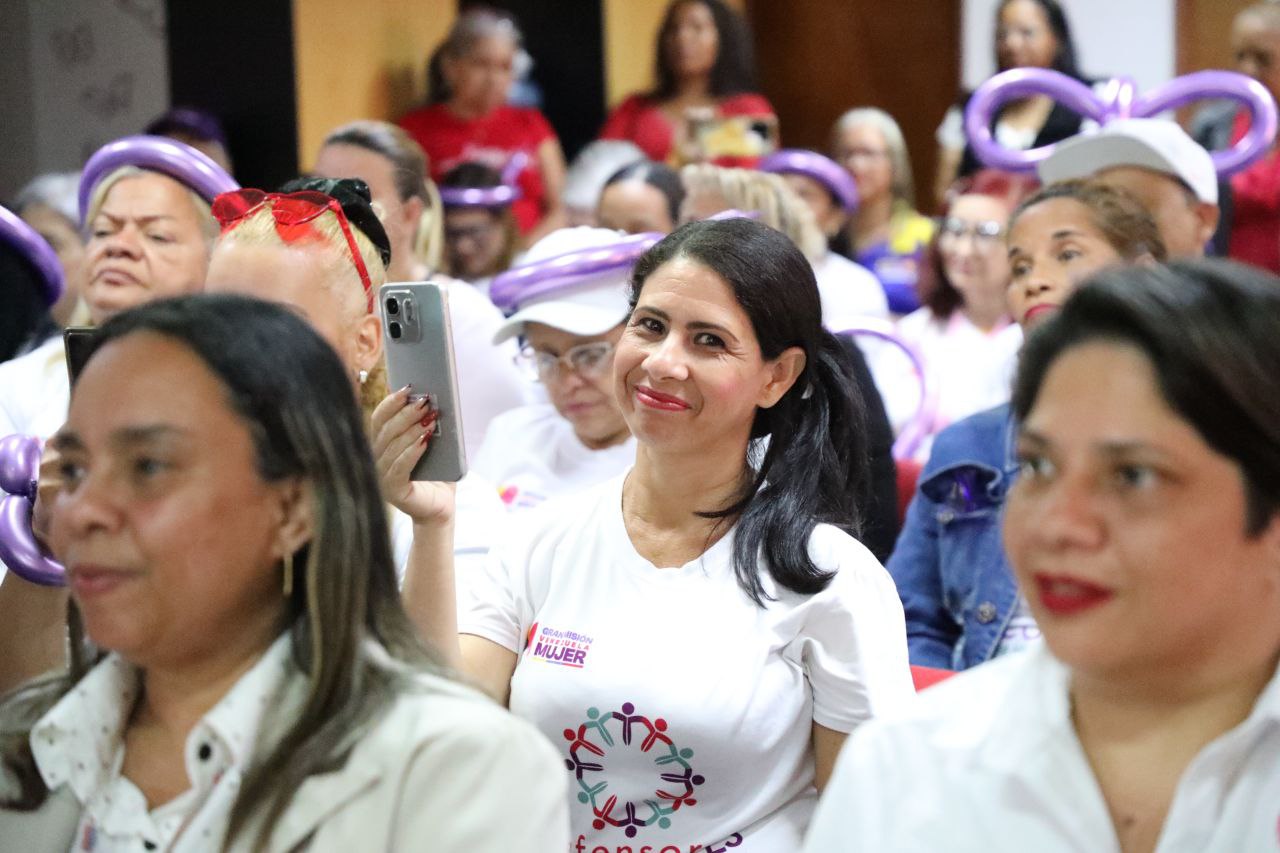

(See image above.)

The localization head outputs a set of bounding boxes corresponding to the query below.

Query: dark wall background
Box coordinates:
[166,1,299,189]
[747,0,961,213]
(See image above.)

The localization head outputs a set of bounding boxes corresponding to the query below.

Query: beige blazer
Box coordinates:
[0,670,569,852]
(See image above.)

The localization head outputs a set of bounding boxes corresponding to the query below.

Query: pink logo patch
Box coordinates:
[499,485,519,505]
[528,624,593,668]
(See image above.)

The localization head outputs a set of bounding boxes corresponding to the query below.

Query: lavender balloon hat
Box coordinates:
[758,149,860,213]
[0,435,64,586]
[438,151,528,208]
[489,229,663,312]
[78,134,238,225]
[965,68,1278,176]
[0,204,64,307]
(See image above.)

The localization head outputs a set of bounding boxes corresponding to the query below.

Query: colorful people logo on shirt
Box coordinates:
[562,701,705,839]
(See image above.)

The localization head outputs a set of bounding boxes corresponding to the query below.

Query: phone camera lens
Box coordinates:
[389,321,402,339]
[385,297,399,316]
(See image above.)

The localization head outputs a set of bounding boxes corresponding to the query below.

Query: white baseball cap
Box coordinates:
[491,226,661,344]
[1037,118,1218,204]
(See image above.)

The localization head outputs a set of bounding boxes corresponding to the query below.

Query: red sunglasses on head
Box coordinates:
[212,188,374,312]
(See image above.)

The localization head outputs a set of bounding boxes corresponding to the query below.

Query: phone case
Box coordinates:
[63,326,99,386]
[379,282,468,482]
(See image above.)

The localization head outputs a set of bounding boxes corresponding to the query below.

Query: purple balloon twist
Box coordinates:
[836,321,936,461]
[0,204,65,307]
[78,135,238,225]
[965,68,1278,176]
[439,150,530,208]
[0,434,65,586]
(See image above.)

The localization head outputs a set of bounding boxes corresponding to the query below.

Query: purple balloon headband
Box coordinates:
[835,320,936,461]
[78,134,239,227]
[758,149,860,213]
[0,435,65,586]
[965,69,1278,176]
[490,230,663,312]
[438,151,528,209]
[0,204,65,307]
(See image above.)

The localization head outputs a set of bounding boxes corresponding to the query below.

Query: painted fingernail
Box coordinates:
[416,396,431,409]
[420,415,436,428]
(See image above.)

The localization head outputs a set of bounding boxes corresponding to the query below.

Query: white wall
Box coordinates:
[962,0,1175,93]
[2,0,169,201]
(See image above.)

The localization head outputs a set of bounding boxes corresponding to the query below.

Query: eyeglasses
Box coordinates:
[839,147,890,164]
[445,221,502,245]
[515,341,614,383]
[212,188,374,312]
[938,217,1005,245]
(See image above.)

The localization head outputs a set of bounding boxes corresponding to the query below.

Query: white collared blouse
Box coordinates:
[805,645,1280,852]
[31,635,292,852]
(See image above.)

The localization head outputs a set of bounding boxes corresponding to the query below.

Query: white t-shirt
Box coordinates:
[439,278,535,461]
[812,252,891,332]
[0,336,70,444]
[805,646,1280,852]
[0,337,71,581]
[460,475,915,852]
[389,471,507,585]
[896,307,1023,459]
[472,403,636,511]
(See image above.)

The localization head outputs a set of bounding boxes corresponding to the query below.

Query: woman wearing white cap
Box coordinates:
[471,227,657,511]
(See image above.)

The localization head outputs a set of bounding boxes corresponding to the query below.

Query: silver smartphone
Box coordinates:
[380,282,467,482]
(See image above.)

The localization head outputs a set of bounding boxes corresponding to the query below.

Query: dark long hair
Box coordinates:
[628,218,869,605]
[0,247,52,361]
[0,295,436,850]
[995,0,1082,78]
[651,0,759,99]
[1013,259,1280,534]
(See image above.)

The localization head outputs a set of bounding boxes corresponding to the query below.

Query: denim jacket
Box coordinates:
[886,404,1021,670]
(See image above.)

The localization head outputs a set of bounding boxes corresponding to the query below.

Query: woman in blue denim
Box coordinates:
[887,180,1166,670]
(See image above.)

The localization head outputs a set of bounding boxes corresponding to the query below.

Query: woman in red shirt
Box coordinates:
[599,0,775,166]
[399,9,567,243]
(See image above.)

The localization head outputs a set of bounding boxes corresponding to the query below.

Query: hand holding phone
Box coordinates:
[379,282,467,482]
[369,387,458,525]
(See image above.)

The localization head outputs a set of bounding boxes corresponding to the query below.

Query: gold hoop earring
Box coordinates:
[282,551,294,598]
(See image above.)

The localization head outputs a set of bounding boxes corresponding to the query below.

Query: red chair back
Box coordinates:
[910,665,955,691]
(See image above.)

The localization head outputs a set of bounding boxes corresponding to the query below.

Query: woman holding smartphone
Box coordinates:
[376,217,914,851]
[203,177,504,580]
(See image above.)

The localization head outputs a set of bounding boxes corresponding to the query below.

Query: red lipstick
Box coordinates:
[635,386,691,412]
[1033,574,1114,616]
[1022,303,1059,325]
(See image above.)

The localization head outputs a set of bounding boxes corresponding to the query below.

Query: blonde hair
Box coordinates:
[216,204,391,415]
[85,166,219,245]
[681,163,827,262]
[832,107,917,206]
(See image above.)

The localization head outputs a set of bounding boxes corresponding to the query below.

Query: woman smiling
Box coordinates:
[390,217,914,851]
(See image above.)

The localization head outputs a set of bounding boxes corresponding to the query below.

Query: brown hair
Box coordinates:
[1009,179,1168,264]
[321,120,445,273]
